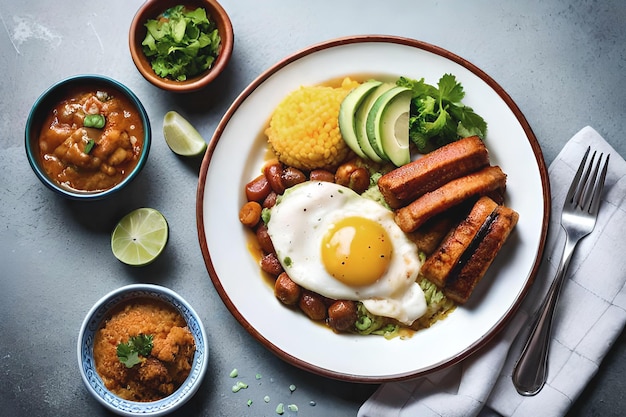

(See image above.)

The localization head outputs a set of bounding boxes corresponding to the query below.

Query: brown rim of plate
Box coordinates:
[128,0,234,93]
[195,35,551,383]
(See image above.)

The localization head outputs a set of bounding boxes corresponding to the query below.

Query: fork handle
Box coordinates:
[512,233,579,396]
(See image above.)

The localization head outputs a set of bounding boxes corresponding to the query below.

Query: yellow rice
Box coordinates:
[265,77,360,171]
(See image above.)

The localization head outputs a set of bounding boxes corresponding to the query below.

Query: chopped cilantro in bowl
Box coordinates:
[141,5,221,81]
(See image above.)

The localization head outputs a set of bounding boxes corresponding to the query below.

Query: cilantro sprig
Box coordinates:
[397,74,488,153]
[116,334,154,368]
[141,5,221,81]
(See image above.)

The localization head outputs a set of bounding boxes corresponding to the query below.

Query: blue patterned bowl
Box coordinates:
[77,284,208,416]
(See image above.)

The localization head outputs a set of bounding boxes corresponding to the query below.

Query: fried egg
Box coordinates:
[266,181,427,325]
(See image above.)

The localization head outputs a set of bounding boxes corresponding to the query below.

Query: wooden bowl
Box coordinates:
[129,0,234,93]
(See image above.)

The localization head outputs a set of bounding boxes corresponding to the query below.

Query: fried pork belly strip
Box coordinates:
[443,204,519,304]
[378,136,490,209]
[394,165,507,233]
[420,196,499,287]
[408,215,456,257]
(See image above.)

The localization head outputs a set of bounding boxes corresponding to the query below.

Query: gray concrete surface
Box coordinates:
[1,0,624,416]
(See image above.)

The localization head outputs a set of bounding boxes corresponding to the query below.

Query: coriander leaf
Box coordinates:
[409,129,430,154]
[399,73,488,153]
[416,95,436,118]
[396,76,438,98]
[171,17,186,43]
[437,73,465,103]
[423,106,450,136]
[117,343,141,368]
[186,24,200,40]
[130,334,154,356]
[144,20,168,44]
[448,105,488,138]
[116,334,153,368]
[141,5,221,81]
[185,7,209,24]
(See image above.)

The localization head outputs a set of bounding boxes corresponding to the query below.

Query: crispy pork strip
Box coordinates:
[408,215,456,257]
[420,196,499,287]
[378,136,489,209]
[408,203,469,256]
[443,204,519,304]
[395,165,507,233]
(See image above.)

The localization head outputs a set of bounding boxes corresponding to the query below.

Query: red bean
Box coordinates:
[263,161,285,194]
[262,191,277,209]
[245,174,271,202]
[327,300,358,332]
[274,273,301,306]
[298,291,327,321]
[309,169,335,183]
[260,252,283,277]
[255,224,275,254]
[281,167,306,188]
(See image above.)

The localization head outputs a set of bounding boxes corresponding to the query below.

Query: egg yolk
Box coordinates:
[321,216,393,286]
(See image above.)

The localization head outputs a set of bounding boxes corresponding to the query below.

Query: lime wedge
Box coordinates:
[162,111,207,156]
[111,208,169,266]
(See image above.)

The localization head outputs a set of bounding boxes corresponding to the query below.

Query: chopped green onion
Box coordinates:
[255,373,262,380]
[229,368,238,378]
[264,395,271,403]
[84,139,95,154]
[355,315,372,331]
[231,381,248,393]
[275,403,284,415]
[289,384,296,392]
[84,114,106,129]
[247,399,253,407]
[287,404,298,412]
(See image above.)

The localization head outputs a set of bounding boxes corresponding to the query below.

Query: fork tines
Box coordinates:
[568,147,610,213]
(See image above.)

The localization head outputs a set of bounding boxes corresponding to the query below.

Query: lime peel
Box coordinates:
[111,208,169,266]
[163,111,207,156]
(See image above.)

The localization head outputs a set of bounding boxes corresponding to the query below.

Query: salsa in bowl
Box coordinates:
[25,74,151,200]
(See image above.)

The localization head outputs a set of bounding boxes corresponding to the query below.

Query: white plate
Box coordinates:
[197,36,550,382]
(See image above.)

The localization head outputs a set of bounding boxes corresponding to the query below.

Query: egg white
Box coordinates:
[267,181,427,325]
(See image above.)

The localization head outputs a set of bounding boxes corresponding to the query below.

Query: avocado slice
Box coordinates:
[338,80,382,159]
[354,82,395,162]
[367,86,412,167]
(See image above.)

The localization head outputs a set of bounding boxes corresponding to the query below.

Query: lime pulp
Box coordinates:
[162,111,207,156]
[111,208,169,266]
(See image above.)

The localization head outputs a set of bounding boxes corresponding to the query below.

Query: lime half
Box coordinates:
[163,111,207,156]
[111,208,169,266]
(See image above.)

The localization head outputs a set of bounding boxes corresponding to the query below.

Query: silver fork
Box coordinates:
[512,146,610,396]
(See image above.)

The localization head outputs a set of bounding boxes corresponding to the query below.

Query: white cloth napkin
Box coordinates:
[358,126,626,417]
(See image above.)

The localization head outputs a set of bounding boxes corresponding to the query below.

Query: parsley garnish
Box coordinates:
[116,334,154,368]
[141,5,221,81]
[397,73,488,153]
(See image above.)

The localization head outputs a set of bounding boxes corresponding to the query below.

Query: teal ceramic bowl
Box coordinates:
[25,75,151,200]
